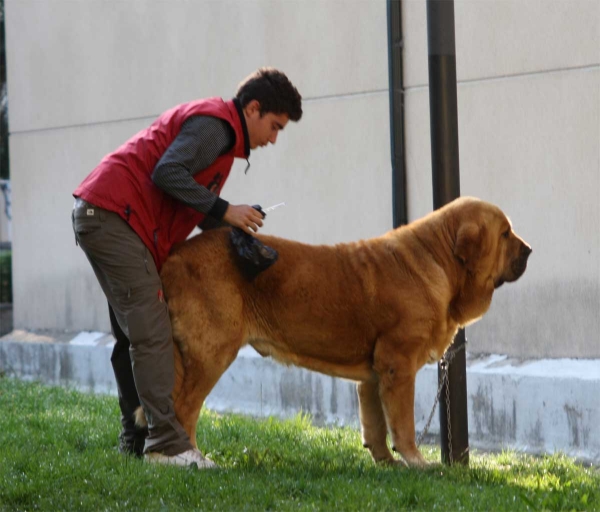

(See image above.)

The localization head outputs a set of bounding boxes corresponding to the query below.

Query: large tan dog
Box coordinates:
[160,197,531,467]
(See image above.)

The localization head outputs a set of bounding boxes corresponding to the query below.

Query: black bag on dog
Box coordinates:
[229,205,279,280]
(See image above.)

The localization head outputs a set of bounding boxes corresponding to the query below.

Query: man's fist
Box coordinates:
[223,204,265,235]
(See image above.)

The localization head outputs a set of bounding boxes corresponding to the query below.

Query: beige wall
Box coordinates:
[402,0,600,358]
[5,0,600,358]
[6,0,391,332]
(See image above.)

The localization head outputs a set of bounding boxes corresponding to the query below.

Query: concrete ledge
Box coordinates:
[1,330,598,463]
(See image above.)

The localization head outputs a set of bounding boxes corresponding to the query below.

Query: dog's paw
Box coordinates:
[393,448,429,468]
[404,454,430,468]
[376,456,407,468]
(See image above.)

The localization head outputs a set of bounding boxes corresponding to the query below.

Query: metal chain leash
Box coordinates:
[444,360,453,465]
[416,341,466,465]
[416,368,444,447]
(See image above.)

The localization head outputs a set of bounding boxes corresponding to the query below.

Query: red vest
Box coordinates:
[73,97,248,270]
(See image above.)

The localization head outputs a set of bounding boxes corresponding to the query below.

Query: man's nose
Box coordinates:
[269,131,278,144]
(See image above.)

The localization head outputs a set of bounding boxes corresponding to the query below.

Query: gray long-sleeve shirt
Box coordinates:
[151,115,235,221]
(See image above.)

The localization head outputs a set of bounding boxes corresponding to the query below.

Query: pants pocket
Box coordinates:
[73,206,102,237]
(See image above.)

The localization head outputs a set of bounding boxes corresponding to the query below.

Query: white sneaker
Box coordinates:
[145,448,217,469]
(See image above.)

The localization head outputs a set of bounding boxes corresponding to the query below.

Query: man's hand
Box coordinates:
[223,204,265,235]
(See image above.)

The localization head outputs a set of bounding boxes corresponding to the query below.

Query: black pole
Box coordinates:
[426,0,469,465]
[387,0,408,228]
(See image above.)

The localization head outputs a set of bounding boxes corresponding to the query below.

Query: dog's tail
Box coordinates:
[134,406,147,428]
[132,339,185,430]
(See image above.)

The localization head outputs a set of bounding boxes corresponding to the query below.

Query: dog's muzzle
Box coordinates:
[495,242,532,289]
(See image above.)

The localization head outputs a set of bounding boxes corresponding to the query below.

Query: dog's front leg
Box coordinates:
[374,344,428,468]
[357,380,399,465]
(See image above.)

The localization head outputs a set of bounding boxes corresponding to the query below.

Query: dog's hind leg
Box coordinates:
[357,381,399,465]
[172,332,243,449]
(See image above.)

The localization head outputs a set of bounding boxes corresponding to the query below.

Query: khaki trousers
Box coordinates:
[72,200,192,456]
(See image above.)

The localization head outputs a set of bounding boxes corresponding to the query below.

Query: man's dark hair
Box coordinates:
[236,67,302,122]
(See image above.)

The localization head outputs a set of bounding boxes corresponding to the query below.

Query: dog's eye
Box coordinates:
[502,229,510,239]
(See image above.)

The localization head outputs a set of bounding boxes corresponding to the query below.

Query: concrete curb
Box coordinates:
[1,329,598,464]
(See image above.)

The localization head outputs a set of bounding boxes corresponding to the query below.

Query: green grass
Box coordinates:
[0,376,598,511]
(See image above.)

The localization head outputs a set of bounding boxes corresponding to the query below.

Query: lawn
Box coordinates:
[0,376,597,511]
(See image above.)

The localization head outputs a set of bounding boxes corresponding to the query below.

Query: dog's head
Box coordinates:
[450,197,532,289]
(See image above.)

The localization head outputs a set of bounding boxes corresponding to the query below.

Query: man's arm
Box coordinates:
[151,115,233,220]
[152,115,264,234]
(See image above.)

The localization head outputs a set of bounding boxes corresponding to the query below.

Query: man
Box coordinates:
[72,68,302,468]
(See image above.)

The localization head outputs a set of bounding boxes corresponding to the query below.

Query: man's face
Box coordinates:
[243,100,289,150]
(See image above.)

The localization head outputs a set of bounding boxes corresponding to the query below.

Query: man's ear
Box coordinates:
[454,222,481,271]
[244,99,261,117]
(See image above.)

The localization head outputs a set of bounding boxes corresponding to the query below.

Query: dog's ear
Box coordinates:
[454,222,481,271]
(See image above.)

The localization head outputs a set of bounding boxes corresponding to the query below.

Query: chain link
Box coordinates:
[416,341,466,465]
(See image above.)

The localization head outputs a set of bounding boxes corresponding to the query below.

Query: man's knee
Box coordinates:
[126,303,172,351]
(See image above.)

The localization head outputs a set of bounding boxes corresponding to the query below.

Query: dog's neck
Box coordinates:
[449,270,495,327]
